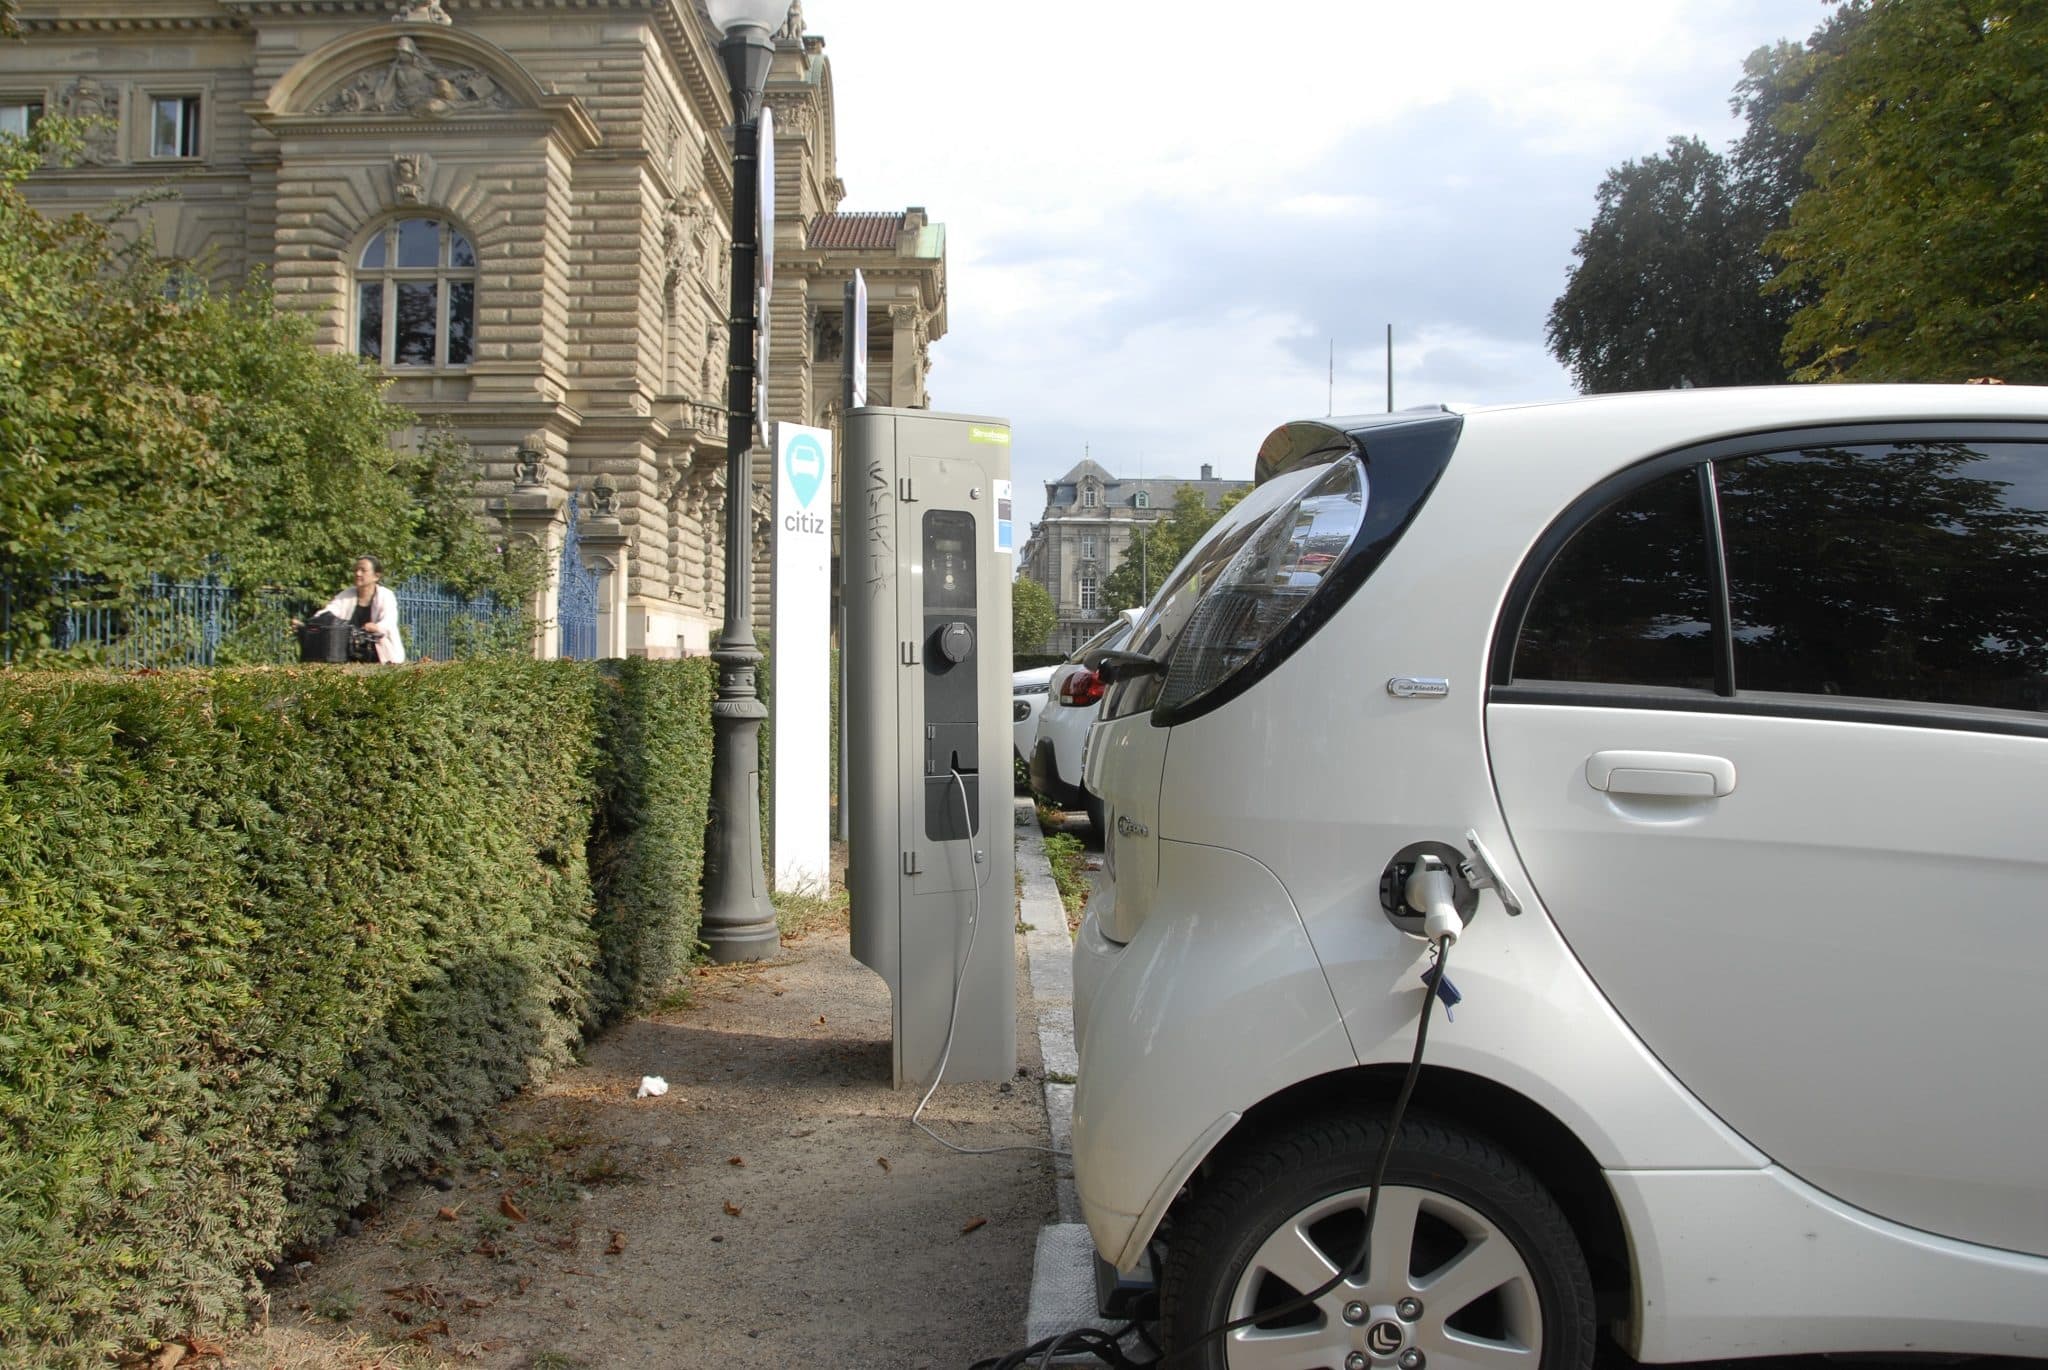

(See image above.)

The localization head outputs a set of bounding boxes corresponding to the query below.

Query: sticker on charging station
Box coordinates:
[993,478,1014,554]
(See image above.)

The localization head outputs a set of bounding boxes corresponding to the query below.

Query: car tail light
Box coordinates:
[1153,454,1366,716]
[1060,668,1105,707]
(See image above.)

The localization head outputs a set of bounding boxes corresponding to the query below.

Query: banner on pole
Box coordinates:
[771,422,833,893]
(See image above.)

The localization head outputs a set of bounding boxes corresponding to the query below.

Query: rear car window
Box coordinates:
[1512,469,1714,691]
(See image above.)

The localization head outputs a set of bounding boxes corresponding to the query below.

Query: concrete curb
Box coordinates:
[1013,800,1129,1357]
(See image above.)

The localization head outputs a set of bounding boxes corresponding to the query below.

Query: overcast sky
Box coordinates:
[814,0,1835,532]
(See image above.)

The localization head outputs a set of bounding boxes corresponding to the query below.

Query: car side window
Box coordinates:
[1512,468,1714,690]
[1715,442,2048,712]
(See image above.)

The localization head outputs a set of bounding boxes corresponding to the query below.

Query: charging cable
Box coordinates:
[912,767,1069,1160]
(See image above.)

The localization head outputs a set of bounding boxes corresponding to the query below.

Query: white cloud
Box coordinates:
[808,0,1834,532]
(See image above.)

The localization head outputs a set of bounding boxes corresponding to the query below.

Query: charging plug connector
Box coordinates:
[1405,855,1466,946]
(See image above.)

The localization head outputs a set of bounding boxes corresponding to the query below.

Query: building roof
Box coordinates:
[809,212,903,250]
[1042,457,1250,513]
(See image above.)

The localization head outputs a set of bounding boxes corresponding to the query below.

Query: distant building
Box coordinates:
[0,0,945,659]
[1016,457,1251,654]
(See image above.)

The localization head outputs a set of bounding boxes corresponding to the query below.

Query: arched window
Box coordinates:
[1134,490,1150,509]
[355,217,476,368]
[1083,483,1098,508]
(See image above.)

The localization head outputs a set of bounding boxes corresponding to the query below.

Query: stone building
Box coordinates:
[1016,457,1251,655]
[0,0,945,657]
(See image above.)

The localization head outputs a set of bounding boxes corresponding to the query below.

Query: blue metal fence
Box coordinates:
[2,570,513,668]
[557,493,599,661]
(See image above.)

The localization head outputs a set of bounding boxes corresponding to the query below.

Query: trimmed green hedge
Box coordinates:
[0,658,715,1366]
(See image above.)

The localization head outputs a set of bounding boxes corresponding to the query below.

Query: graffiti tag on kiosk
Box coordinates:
[864,458,891,596]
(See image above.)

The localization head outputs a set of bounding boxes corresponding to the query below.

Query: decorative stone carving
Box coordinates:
[825,176,847,208]
[56,77,120,166]
[775,2,805,42]
[316,37,517,117]
[890,304,919,329]
[392,152,426,203]
[814,311,842,363]
[661,198,705,307]
[513,436,545,488]
[765,94,811,137]
[702,325,727,396]
[392,0,454,24]
[590,480,619,517]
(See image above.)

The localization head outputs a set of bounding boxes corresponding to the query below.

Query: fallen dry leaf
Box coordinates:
[461,1295,497,1312]
[607,1230,627,1254]
[150,1345,185,1370]
[726,1155,745,1167]
[876,1157,891,1172]
[407,1319,449,1343]
[723,1200,743,1217]
[817,1015,827,1024]
[498,1193,527,1223]
[960,1216,988,1235]
[179,1335,227,1360]
[436,1205,461,1222]
[515,1275,532,1295]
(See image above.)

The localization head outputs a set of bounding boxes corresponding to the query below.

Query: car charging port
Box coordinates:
[1379,840,1480,940]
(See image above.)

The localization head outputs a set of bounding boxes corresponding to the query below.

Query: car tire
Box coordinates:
[1159,1110,1595,1370]
[1083,788,1105,838]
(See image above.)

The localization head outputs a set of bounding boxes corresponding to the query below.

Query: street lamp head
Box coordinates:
[708,0,787,123]
[706,0,789,34]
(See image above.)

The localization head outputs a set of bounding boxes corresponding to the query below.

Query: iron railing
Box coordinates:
[2,571,514,668]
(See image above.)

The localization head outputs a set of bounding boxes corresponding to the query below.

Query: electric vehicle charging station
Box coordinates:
[843,406,1017,1090]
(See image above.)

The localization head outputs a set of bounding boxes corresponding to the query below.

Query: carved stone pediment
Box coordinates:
[315,37,519,117]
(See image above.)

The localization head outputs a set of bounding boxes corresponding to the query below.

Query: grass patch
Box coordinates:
[773,882,850,939]
[1042,832,1091,933]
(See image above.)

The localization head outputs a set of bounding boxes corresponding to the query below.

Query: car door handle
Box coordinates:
[1585,750,1737,798]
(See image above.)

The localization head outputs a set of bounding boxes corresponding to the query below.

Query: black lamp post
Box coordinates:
[698,0,787,963]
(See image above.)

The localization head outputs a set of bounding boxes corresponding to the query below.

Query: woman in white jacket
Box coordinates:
[316,555,407,664]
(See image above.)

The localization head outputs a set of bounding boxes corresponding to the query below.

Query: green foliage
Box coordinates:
[1770,0,2048,381]
[0,658,717,1366]
[1011,575,1056,657]
[1040,832,1090,928]
[585,658,716,1018]
[0,124,230,629]
[1101,485,1243,614]
[0,122,538,663]
[1546,135,1796,392]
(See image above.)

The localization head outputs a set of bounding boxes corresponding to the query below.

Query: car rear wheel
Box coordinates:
[1159,1111,1595,1370]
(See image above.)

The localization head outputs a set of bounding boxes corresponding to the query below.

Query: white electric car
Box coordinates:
[1071,387,2048,1369]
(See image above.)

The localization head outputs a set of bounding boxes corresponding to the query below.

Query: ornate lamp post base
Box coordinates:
[701,638,780,962]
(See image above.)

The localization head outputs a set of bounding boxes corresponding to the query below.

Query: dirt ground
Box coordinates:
[226,913,1056,1370]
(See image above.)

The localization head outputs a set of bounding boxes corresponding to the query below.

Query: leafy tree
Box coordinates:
[1102,484,1244,614]
[1546,136,1793,392]
[1,124,230,632]
[1012,573,1055,655]
[1769,0,2048,381]
[0,121,536,660]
